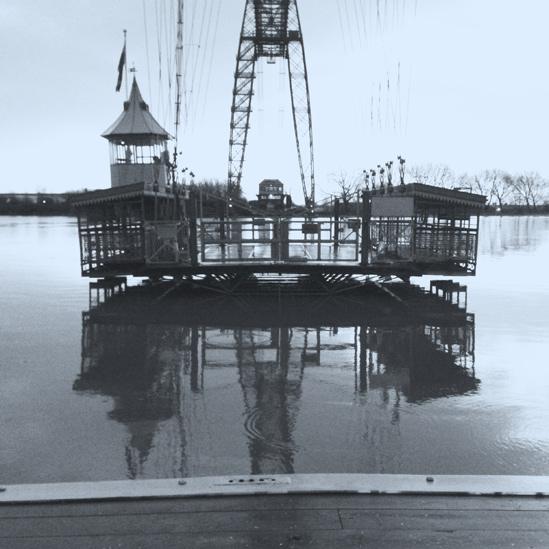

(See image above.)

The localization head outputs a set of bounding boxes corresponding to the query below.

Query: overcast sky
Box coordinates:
[1,0,548,200]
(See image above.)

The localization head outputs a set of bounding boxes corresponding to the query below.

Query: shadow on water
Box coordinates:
[73,282,477,478]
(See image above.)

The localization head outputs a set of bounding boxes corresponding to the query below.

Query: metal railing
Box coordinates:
[198,217,361,264]
[144,221,191,265]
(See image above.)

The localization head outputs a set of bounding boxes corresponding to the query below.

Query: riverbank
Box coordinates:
[2,199,548,217]
[0,193,78,216]
[483,204,549,215]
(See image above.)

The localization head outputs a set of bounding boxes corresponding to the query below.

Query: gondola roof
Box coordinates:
[102,78,171,142]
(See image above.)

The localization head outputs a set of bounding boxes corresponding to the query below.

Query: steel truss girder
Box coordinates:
[228,0,315,208]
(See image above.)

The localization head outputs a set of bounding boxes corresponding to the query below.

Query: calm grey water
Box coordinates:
[1,215,549,484]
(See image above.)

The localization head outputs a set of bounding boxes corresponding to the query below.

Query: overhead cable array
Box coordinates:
[142,0,223,140]
[335,0,418,136]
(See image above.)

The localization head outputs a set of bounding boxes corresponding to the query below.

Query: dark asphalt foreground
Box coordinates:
[1,494,549,548]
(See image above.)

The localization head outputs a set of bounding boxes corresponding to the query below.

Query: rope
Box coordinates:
[192,0,215,129]
[154,0,164,122]
[200,0,222,121]
[142,0,153,102]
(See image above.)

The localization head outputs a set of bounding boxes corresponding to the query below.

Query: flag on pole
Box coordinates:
[115,43,126,92]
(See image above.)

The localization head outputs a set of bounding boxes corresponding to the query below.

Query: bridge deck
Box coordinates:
[85,259,473,280]
[74,183,485,279]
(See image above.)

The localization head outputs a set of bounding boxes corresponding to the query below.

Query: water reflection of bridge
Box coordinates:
[74,283,477,478]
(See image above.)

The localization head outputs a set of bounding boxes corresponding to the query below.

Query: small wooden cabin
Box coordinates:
[367,184,486,275]
[102,77,172,192]
[251,179,292,211]
[74,77,194,277]
[74,183,192,276]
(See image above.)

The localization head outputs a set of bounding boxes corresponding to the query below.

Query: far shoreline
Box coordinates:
[1,190,548,217]
[1,207,548,217]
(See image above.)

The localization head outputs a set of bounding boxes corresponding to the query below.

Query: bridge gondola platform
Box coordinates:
[73,181,486,283]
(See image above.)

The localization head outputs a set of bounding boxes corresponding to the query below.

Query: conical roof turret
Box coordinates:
[102,78,171,143]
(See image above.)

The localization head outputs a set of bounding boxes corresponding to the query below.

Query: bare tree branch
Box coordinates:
[330,171,360,207]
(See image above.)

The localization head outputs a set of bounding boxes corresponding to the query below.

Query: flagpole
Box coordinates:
[123,29,128,99]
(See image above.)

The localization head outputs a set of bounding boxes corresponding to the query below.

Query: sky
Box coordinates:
[1,0,549,201]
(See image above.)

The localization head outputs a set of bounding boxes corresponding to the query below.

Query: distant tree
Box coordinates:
[449,172,476,194]
[507,172,547,209]
[407,163,454,188]
[193,179,245,201]
[66,188,89,194]
[474,169,511,209]
[398,163,549,209]
[491,171,512,210]
[331,171,360,208]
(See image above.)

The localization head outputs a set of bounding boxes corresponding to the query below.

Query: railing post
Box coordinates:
[188,191,199,267]
[281,219,289,261]
[334,198,340,249]
[220,214,226,262]
[271,219,280,261]
[360,191,371,267]
[236,221,243,261]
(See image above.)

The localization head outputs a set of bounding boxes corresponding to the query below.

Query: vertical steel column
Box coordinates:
[228,0,257,193]
[360,192,371,266]
[227,0,315,208]
[287,0,315,209]
[334,198,340,248]
[188,191,199,267]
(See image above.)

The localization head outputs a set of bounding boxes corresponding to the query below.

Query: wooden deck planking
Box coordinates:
[2,494,549,548]
[7,530,549,549]
[0,509,340,537]
[340,508,549,531]
[3,494,549,518]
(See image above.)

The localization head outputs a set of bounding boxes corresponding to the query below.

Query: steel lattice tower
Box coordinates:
[228,0,315,208]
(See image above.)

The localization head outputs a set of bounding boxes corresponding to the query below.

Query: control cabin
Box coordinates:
[251,179,292,211]
[102,78,172,192]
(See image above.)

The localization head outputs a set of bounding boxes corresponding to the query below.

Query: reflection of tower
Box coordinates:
[75,320,196,479]
[235,327,304,475]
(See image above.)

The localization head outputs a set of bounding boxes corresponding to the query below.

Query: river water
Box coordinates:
[1,215,549,484]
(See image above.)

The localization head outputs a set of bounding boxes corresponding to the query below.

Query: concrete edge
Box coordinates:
[2,474,549,504]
